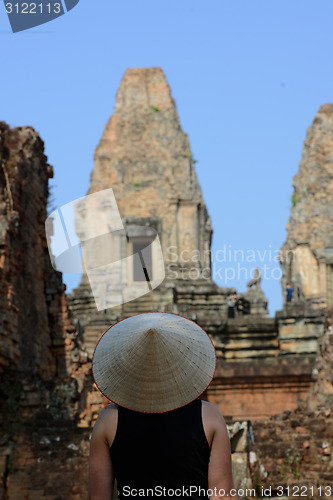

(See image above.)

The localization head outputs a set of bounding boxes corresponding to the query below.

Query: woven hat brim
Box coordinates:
[92,312,216,413]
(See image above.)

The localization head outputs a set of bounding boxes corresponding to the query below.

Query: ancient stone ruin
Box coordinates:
[0,69,332,499]
[68,67,224,344]
[249,310,333,496]
[68,68,324,423]
[0,123,91,499]
[280,104,333,311]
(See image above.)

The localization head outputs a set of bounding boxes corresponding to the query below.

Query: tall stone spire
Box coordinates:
[87,67,212,282]
[70,68,223,352]
[280,104,333,308]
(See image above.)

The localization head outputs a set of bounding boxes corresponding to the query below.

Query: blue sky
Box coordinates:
[1,0,333,315]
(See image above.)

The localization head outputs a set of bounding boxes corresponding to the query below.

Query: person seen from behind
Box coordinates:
[227,293,238,319]
[285,283,294,303]
[88,312,238,500]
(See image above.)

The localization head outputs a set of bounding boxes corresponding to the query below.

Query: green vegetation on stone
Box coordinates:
[291,194,299,207]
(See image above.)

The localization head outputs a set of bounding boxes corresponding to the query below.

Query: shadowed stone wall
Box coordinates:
[0,123,92,500]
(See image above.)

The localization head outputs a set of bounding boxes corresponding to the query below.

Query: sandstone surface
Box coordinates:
[69,68,229,350]
[280,105,333,309]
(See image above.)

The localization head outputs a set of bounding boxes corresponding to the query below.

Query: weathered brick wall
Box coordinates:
[249,310,333,499]
[0,123,55,378]
[250,407,333,497]
[0,122,93,500]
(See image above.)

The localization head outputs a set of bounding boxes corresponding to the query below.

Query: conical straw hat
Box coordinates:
[92,312,216,413]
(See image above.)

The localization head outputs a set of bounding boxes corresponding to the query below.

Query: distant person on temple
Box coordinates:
[227,292,237,318]
[285,283,294,304]
[88,312,238,500]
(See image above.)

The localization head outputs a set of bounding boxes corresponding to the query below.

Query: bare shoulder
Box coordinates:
[100,402,118,417]
[202,401,227,425]
[95,403,118,424]
[202,400,223,415]
[201,401,229,447]
[92,403,118,447]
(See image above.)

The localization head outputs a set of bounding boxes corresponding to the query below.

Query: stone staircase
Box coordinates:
[82,325,110,358]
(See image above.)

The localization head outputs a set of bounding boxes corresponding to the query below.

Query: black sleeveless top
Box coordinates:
[110,399,210,499]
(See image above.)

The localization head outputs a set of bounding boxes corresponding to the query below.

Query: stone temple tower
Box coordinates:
[89,67,212,282]
[69,68,230,353]
[280,104,333,310]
